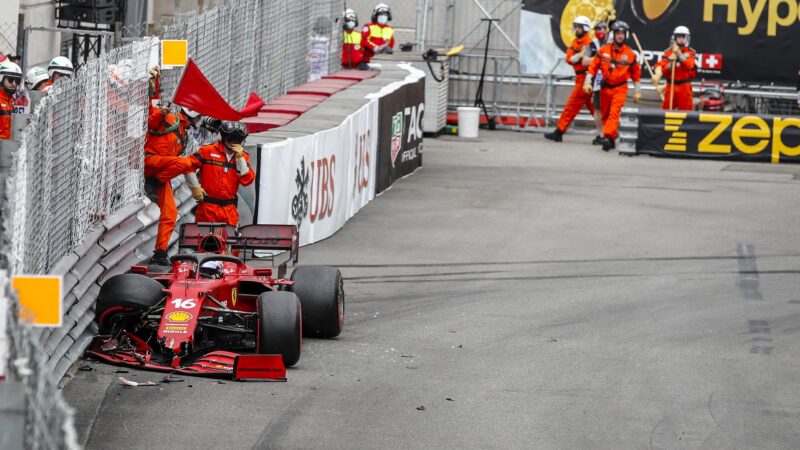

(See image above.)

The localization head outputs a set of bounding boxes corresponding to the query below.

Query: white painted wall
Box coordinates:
[20,0,62,68]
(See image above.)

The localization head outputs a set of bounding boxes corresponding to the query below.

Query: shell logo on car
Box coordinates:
[166,311,193,322]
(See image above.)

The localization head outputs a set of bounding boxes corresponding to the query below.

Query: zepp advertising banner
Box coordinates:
[637,109,800,163]
[521,0,800,85]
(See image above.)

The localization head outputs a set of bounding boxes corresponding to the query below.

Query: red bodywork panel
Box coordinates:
[88,342,286,380]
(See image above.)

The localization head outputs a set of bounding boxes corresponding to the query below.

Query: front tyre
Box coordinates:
[257,291,302,367]
[95,274,165,333]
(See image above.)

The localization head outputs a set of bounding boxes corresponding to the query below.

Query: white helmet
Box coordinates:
[181,106,200,119]
[0,61,21,94]
[344,8,357,21]
[574,16,592,33]
[48,56,74,79]
[372,3,392,22]
[0,61,22,79]
[673,25,690,45]
[25,67,50,90]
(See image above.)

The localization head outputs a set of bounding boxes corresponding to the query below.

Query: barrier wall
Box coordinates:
[255,64,426,246]
[21,187,195,384]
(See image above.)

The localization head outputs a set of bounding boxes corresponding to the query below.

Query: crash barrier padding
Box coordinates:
[28,181,195,384]
[253,63,425,247]
[241,71,379,134]
[636,109,800,164]
[323,70,380,81]
[374,74,425,193]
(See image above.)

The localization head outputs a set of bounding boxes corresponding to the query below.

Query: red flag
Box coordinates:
[172,58,264,120]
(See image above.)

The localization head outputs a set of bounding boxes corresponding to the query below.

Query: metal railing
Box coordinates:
[447,52,800,133]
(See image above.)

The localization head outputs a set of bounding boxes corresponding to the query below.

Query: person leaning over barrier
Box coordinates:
[362,3,395,64]
[544,16,596,143]
[0,61,22,140]
[584,21,642,152]
[144,66,194,266]
[184,121,255,227]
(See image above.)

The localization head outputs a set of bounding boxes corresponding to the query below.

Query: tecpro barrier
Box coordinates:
[636,109,800,164]
[375,76,425,194]
[256,64,426,246]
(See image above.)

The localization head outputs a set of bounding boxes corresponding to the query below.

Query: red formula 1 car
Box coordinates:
[87,223,344,380]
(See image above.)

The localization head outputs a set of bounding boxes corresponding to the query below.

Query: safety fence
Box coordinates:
[4,37,158,276]
[158,0,343,109]
[0,21,19,56]
[1,0,344,447]
[1,271,79,450]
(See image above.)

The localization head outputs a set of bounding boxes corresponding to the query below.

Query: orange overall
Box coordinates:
[0,89,13,140]
[144,105,192,251]
[588,43,642,140]
[187,142,255,226]
[556,34,595,133]
[655,47,697,111]
[361,23,395,64]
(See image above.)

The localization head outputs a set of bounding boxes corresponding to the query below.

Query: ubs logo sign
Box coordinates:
[291,155,336,225]
[291,157,310,226]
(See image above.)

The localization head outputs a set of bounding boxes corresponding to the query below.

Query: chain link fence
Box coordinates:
[4,37,157,276]
[0,21,18,56]
[159,0,343,108]
[2,271,80,450]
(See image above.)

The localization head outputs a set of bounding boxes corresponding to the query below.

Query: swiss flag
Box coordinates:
[172,58,265,120]
[699,53,723,71]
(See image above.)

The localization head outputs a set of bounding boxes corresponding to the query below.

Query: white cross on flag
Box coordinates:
[700,53,723,70]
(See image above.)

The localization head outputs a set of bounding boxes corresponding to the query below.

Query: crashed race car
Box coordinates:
[87,223,344,380]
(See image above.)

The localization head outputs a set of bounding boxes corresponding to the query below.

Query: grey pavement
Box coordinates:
[63,130,800,449]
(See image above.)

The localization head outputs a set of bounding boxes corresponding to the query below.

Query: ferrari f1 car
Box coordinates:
[87,223,344,380]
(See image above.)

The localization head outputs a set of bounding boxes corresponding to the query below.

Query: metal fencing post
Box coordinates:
[444,0,455,49]
[415,0,425,50]
[544,74,553,128]
[15,14,25,57]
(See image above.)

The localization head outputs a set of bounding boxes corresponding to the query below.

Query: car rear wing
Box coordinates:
[178,223,299,278]
[179,223,237,252]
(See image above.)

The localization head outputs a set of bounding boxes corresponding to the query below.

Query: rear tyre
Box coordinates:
[289,266,344,338]
[257,291,302,367]
[96,274,165,333]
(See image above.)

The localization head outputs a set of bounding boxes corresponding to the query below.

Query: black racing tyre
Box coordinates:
[96,273,165,332]
[289,266,344,338]
[257,291,302,367]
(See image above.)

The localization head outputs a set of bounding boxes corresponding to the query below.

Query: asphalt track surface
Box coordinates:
[64,130,800,449]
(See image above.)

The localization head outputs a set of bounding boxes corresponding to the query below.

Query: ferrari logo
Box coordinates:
[231,288,238,307]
